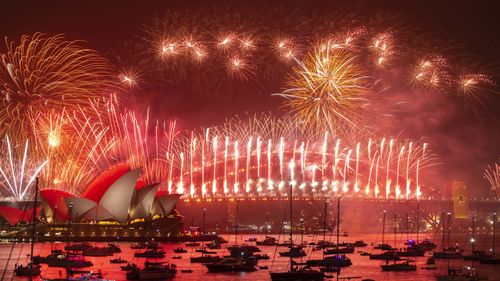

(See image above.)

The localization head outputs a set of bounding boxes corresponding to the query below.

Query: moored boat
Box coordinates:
[381,260,417,271]
[204,257,257,272]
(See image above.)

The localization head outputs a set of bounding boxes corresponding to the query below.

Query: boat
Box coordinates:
[121,263,138,271]
[463,250,492,261]
[126,262,177,280]
[172,256,182,259]
[181,269,193,273]
[323,246,354,255]
[15,179,41,277]
[65,242,92,251]
[195,247,217,254]
[342,231,348,237]
[83,246,115,257]
[270,269,325,281]
[436,266,490,281]
[279,245,307,257]
[397,247,425,257]
[407,239,437,252]
[306,254,352,267]
[373,243,394,251]
[107,243,121,253]
[47,254,93,268]
[353,240,367,247]
[173,247,187,253]
[185,242,201,247]
[358,251,370,256]
[270,189,324,281]
[190,254,222,263]
[256,236,278,246]
[369,251,400,260]
[131,242,147,249]
[422,257,437,270]
[44,272,112,281]
[204,258,257,272]
[245,237,258,242]
[33,249,65,264]
[134,249,166,258]
[480,213,499,265]
[433,250,463,259]
[314,240,335,250]
[381,260,417,271]
[206,240,221,249]
[227,244,261,253]
[259,265,269,270]
[67,269,92,275]
[14,263,41,276]
[434,212,463,260]
[110,257,128,264]
[254,253,270,260]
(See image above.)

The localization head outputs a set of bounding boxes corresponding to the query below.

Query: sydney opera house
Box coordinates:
[0,164,184,242]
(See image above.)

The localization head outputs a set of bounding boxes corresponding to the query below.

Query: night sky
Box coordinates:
[1,0,499,196]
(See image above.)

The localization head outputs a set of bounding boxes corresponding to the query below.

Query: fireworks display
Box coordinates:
[278,43,370,132]
[484,161,500,198]
[0,6,498,201]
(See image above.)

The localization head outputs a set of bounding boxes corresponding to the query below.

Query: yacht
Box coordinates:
[204,258,257,272]
[65,242,92,251]
[110,257,128,264]
[307,254,352,267]
[126,262,177,280]
[190,254,222,263]
[279,245,307,257]
[381,260,417,271]
[47,254,93,268]
[323,246,354,255]
[256,236,278,246]
[369,251,400,260]
[134,249,166,259]
[14,263,41,276]
[83,246,115,257]
[173,247,187,253]
[352,240,367,247]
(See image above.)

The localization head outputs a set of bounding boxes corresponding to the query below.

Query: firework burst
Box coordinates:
[277,42,371,132]
[0,33,120,144]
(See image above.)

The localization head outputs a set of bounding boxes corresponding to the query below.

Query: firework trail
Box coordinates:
[484,160,500,198]
[0,136,47,200]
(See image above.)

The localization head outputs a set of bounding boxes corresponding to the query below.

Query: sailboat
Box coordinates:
[373,210,394,251]
[270,182,324,281]
[14,178,42,277]
[433,212,463,259]
[307,198,352,268]
[480,212,500,264]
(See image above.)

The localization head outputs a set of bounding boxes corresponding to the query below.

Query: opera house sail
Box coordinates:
[0,165,184,242]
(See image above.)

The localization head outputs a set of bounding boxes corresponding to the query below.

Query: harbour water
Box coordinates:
[1,233,498,281]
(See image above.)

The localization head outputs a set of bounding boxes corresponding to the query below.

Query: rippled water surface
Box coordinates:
[1,233,499,281]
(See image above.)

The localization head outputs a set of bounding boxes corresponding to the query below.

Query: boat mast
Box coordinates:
[382,210,386,245]
[416,201,419,244]
[235,200,239,246]
[406,214,409,242]
[441,212,445,252]
[202,208,206,236]
[289,183,293,272]
[471,215,476,269]
[29,177,39,281]
[336,197,340,258]
[323,200,327,259]
[394,214,397,249]
[493,212,497,258]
